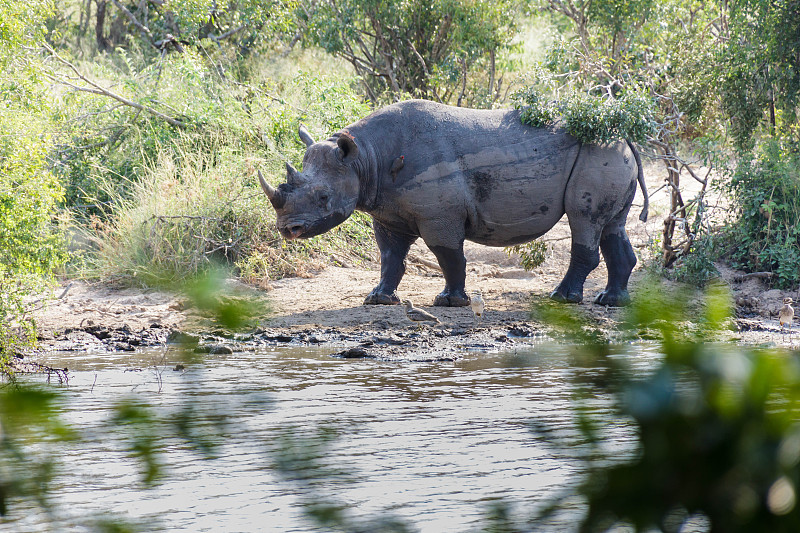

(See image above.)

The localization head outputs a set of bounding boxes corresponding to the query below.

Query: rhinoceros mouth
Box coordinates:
[280,211,350,240]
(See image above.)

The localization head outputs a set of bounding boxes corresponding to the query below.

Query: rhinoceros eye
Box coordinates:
[319,194,330,210]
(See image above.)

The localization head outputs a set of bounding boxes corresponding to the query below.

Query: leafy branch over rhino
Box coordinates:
[259,99,648,307]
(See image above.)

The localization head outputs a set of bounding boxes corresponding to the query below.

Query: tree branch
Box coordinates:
[42,43,190,129]
[209,24,246,42]
[110,0,155,47]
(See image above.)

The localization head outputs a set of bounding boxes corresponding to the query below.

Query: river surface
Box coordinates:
[5,343,653,532]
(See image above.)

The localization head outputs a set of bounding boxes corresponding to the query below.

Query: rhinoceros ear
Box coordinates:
[336,132,359,164]
[298,124,315,148]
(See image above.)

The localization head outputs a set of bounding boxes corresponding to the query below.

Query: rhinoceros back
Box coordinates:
[351,100,582,247]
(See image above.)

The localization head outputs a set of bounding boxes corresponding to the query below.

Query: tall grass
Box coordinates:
[88,132,374,287]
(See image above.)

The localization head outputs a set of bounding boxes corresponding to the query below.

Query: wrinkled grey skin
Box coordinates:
[260,99,648,307]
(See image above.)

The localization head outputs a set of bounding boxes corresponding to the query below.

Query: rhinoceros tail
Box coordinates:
[627,140,649,222]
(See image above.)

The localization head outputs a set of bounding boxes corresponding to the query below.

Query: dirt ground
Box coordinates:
[26,161,800,360]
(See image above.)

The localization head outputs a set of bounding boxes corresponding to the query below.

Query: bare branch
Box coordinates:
[209,24,246,42]
[110,0,156,47]
[42,43,190,129]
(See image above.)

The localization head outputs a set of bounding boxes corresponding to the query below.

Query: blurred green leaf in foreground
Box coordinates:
[535,282,800,533]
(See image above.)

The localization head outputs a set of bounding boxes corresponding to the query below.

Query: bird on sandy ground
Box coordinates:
[779,297,794,329]
[402,299,440,328]
[470,290,485,323]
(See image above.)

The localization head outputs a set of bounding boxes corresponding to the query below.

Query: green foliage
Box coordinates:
[667,235,721,288]
[0,383,244,523]
[46,42,374,288]
[302,0,527,105]
[68,0,296,57]
[0,5,66,367]
[0,268,260,528]
[505,240,548,272]
[586,0,655,35]
[163,0,297,49]
[53,48,256,212]
[514,85,656,144]
[722,141,800,288]
[0,116,66,278]
[530,284,800,532]
[720,0,800,150]
[0,0,53,54]
[577,285,800,532]
[0,386,77,516]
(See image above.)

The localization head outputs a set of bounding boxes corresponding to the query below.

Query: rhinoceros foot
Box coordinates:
[549,288,583,304]
[594,289,630,307]
[364,289,401,305]
[433,290,470,307]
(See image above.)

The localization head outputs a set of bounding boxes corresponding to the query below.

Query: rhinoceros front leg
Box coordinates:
[429,243,470,307]
[364,221,417,305]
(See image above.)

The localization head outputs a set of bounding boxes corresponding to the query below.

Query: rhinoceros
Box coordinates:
[259,99,648,307]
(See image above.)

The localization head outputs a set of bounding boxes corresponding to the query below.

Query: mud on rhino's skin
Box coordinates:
[259,99,649,308]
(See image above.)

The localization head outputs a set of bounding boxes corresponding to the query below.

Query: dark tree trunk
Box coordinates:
[95,0,110,51]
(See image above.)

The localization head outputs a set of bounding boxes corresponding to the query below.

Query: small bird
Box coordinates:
[470,290,485,323]
[779,297,794,328]
[402,299,440,327]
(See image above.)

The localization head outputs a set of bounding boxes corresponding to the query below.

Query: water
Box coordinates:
[3,344,650,532]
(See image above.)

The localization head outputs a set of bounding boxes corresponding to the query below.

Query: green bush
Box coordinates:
[505,240,548,272]
[514,85,656,144]
[577,285,800,532]
[52,48,259,216]
[0,0,65,367]
[529,284,800,532]
[302,0,525,105]
[0,99,65,366]
[722,141,800,289]
[667,235,721,288]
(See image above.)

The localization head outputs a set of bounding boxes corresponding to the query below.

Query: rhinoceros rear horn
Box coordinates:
[285,162,303,186]
[336,133,359,164]
[258,170,285,209]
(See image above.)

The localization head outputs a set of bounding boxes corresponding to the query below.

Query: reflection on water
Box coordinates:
[4,344,651,532]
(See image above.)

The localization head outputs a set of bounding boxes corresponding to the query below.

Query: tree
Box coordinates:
[530,1,727,270]
[65,0,297,56]
[720,0,800,149]
[530,0,800,284]
[0,0,66,365]
[300,0,528,106]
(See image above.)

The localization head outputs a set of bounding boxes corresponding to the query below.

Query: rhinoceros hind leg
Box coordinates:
[550,242,601,304]
[434,289,470,307]
[364,289,401,305]
[594,289,630,306]
[429,243,470,307]
[595,229,637,306]
[365,221,417,306]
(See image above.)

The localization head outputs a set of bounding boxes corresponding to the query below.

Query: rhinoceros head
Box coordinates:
[260,126,361,240]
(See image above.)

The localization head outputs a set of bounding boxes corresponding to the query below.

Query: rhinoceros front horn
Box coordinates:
[258,170,285,209]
